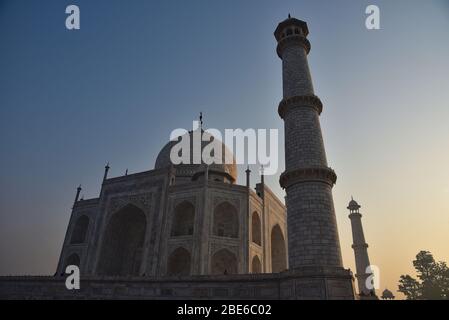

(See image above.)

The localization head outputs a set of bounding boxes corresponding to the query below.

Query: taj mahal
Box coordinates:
[58,127,288,278]
[0,16,377,300]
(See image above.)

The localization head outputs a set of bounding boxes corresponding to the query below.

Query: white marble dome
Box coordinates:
[155,129,237,182]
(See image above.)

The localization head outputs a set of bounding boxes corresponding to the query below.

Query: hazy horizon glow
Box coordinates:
[1,0,449,299]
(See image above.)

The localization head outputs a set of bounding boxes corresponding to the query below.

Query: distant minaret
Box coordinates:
[347,198,376,299]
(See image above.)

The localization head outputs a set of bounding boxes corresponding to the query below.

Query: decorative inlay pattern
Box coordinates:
[109,193,152,214]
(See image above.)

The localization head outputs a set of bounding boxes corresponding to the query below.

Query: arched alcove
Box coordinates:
[171,201,195,236]
[271,224,287,273]
[70,215,89,244]
[213,202,238,238]
[167,247,191,276]
[97,204,146,276]
[64,253,80,270]
[252,255,262,273]
[211,249,237,275]
[251,212,261,246]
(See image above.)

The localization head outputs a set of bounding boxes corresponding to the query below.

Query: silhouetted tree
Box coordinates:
[398,251,449,300]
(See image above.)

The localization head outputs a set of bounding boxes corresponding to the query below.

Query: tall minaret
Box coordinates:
[275,16,344,269]
[347,198,376,298]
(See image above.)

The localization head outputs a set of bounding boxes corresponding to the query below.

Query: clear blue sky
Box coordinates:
[1,0,448,296]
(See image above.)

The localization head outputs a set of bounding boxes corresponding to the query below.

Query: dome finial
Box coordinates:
[288,13,291,19]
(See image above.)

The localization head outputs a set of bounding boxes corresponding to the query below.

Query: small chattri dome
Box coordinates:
[347,197,361,211]
[381,289,395,300]
[274,15,309,41]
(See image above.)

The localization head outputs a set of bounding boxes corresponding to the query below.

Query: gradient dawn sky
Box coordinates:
[1,0,449,298]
